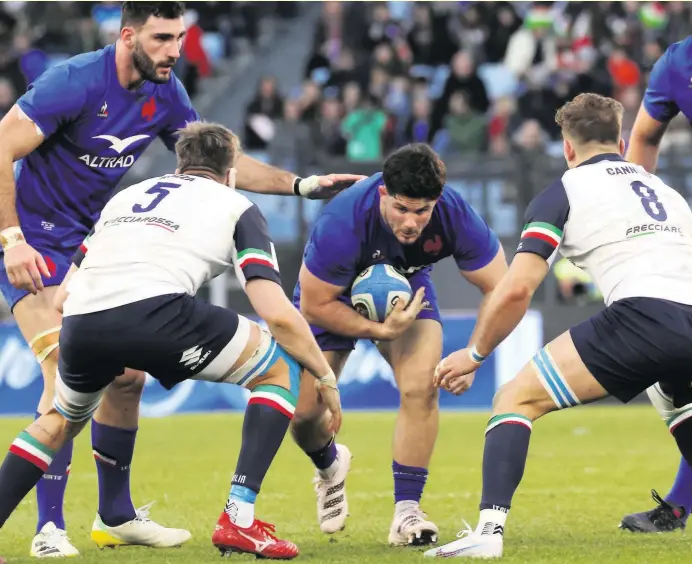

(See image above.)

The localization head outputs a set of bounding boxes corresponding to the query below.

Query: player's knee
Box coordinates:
[109,368,146,398]
[492,380,543,420]
[399,370,439,411]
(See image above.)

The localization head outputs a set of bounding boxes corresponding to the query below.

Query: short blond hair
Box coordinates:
[175,122,242,177]
[555,93,624,145]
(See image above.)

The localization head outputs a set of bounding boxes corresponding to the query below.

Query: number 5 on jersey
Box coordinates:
[631,180,667,221]
[133,181,182,213]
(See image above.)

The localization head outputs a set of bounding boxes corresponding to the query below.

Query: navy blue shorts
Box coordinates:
[570,297,692,403]
[59,293,240,393]
[0,243,72,310]
[312,269,442,351]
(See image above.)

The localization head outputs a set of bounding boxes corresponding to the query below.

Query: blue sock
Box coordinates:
[35,412,72,533]
[392,460,428,504]
[306,437,337,471]
[666,457,692,514]
[91,420,137,527]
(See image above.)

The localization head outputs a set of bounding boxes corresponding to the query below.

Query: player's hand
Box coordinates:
[297,174,367,199]
[316,370,342,434]
[4,241,51,295]
[379,287,426,341]
[433,349,480,395]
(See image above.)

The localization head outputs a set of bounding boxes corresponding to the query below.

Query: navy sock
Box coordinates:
[479,414,533,512]
[0,431,55,528]
[306,437,337,471]
[232,384,294,494]
[667,418,692,514]
[91,421,137,527]
[35,412,72,532]
[392,461,428,504]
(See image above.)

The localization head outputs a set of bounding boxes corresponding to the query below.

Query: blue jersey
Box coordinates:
[294,173,500,301]
[643,36,692,124]
[14,43,198,252]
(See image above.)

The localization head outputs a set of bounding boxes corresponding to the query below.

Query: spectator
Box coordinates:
[243,75,284,151]
[484,2,523,64]
[404,97,435,145]
[504,7,558,82]
[269,99,314,172]
[488,96,517,156]
[341,93,388,162]
[512,119,549,154]
[0,78,16,121]
[315,96,347,157]
[406,3,456,67]
[443,92,487,154]
[342,81,362,114]
[298,80,322,123]
[435,50,489,130]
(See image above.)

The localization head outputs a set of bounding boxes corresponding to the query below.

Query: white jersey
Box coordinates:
[63,173,281,316]
[516,153,692,306]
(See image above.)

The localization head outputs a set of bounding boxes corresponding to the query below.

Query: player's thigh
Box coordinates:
[378,318,442,401]
[493,331,609,420]
[12,286,63,385]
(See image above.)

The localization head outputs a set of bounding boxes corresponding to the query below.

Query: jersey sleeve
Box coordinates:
[303,212,361,287]
[444,190,501,271]
[159,76,200,151]
[17,64,87,138]
[643,45,680,123]
[232,204,282,286]
[516,178,570,264]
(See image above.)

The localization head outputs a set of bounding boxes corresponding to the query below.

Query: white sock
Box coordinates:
[317,454,340,480]
[477,508,508,535]
[395,500,419,514]
[226,498,254,528]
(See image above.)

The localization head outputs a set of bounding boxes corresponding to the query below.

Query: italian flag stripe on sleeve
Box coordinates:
[237,248,278,271]
[521,221,562,248]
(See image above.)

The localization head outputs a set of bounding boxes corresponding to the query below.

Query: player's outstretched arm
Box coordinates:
[234,153,366,199]
[245,278,342,433]
[626,104,670,173]
[299,264,426,341]
[434,253,548,393]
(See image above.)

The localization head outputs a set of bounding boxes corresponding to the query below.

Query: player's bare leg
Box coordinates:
[291,350,353,534]
[211,321,301,559]
[12,288,78,558]
[89,369,191,549]
[426,331,609,558]
[378,319,441,547]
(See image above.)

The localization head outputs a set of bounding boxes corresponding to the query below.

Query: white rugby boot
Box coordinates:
[313,444,352,533]
[91,501,191,548]
[30,522,79,558]
[388,502,439,546]
[424,517,504,559]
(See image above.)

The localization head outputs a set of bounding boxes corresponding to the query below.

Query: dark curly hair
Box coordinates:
[382,144,446,200]
[121,2,185,28]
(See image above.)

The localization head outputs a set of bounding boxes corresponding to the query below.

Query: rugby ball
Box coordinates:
[350,264,412,322]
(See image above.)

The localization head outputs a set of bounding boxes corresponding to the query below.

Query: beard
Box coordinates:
[132,42,175,84]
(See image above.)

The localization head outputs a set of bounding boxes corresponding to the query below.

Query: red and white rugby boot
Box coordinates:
[212,511,299,560]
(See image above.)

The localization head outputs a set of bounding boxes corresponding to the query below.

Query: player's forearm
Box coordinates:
[471,280,533,358]
[302,299,387,340]
[0,152,20,230]
[265,306,332,379]
[466,292,493,350]
[235,154,296,196]
[626,133,661,173]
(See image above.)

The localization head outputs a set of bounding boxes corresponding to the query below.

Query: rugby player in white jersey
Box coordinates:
[0,122,342,561]
[424,93,692,559]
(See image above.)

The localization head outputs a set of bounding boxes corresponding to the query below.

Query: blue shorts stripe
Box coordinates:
[533,352,567,408]
[237,339,278,387]
[538,348,579,407]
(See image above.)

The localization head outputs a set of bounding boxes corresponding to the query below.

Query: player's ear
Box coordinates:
[120,26,136,49]
[563,137,576,168]
[227,168,237,189]
[378,184,388,199]
[174,167,181,174]
[619,138,626,156]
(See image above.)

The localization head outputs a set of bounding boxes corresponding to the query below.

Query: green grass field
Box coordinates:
[0,406,688,563]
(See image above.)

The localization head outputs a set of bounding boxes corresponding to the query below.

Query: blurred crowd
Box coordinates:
[244,1,692,164]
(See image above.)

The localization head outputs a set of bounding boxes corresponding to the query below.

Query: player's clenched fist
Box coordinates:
[379,287,426,341]
[1,228,51,295]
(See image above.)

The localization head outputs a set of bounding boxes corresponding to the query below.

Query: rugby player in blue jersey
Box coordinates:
[618,36,692,534]
[0,2,362,557]
[291,144,508,546]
